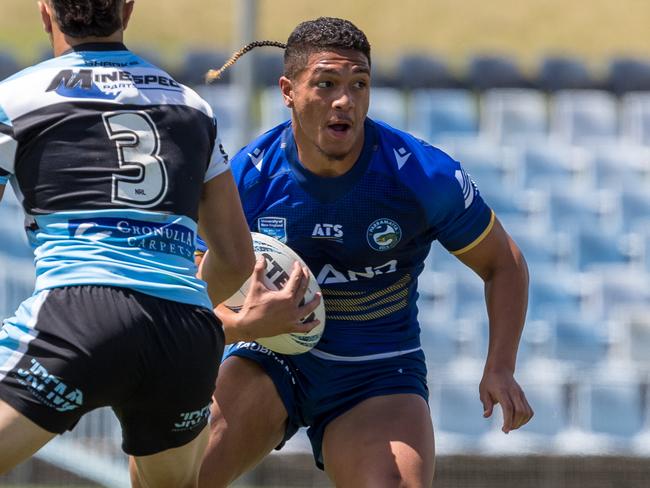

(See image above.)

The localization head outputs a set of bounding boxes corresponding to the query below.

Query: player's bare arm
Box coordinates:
[198,171,255,306]
[0,185,5,202]
[455,216,534,433]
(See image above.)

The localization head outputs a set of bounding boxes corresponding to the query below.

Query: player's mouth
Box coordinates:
[326,120,352,138]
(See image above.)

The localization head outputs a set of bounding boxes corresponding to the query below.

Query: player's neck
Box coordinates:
[50,30,125,57]
[293,128,366,178]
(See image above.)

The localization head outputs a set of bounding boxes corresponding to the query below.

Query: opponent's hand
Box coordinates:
[479,369,533,433]
[218,256,322,343]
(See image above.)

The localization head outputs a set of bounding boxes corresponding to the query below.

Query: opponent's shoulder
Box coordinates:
[229,121,292,187]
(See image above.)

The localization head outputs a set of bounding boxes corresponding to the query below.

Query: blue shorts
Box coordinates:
[224,343,429,469]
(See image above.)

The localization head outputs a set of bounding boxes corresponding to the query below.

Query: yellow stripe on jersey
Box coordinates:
[322,274,411,320]
[451,210,496,256]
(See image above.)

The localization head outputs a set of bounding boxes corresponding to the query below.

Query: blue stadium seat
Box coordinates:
[580,374,645,438]
[367,88,407,129]
[607,57,650,95]
[418,316,459,366]
[537,56,594,92]
[575,227,641,271]
[193,85,246,156]
[621,92,650,147]
[508,224,572,268]
[0,51,20,81]
[259,86,290,132]
[407,89,478,143]
[591,144,650,191]
[395,53,458,90]
[528,268,598,321]
[518,142,593,191]
[548,189,621,233]
[552,315,609,365]
[480,188,549,230]
[621,187,650,232]
[467,54,529,91]
[591,266,650,319]
[0,259,36,319]
[177,49,230,86]
[480,88,548,145]
[254,51,284,87]
[441,138,517,191]
[417,270,456,322]
[550,90,619,146]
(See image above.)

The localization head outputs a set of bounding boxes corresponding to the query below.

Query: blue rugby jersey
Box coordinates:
[200,118,494,359]
[0,43,229,309]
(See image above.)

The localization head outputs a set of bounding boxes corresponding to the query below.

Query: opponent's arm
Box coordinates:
[0,185,5,202]
[455,217,534,433]
[198,170,255,306]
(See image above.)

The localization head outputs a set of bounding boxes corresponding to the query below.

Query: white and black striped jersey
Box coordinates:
[0,43,228,309]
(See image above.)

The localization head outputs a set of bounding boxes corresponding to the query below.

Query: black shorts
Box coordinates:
[0,285,224,456]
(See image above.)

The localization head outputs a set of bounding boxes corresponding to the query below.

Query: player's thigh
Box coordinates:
[0,399,56,474]
[199,355,288,488]
[322,393,435,488]
[132,426,208,488]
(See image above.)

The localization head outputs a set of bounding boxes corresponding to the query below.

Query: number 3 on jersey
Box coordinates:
[103,111,169,208]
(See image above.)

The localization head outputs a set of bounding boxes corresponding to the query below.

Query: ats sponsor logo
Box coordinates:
[173,405,211,431]
[14,359,83,412]
[47,69,181,99]
[311,223,343,242]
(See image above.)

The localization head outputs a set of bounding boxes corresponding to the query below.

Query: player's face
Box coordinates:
[282,49,370,168]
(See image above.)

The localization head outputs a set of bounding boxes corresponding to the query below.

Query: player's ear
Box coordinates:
[38,1,53,35]
[279,76,294,109]
[122,0,135,31]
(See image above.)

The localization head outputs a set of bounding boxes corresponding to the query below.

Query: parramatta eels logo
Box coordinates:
[366,218,402,251]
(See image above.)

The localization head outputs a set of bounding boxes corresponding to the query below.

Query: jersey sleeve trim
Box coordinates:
[0,175,8,185]
[0,125,17,175]
[451,210,495,256]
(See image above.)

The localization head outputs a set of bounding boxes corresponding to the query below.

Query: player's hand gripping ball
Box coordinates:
[224,232,326,354]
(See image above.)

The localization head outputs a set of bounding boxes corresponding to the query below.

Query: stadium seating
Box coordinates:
[537,55,594,92]
[3,55,650,464]
[467,54,529,91]
[620,92,650,146]
[549,90,619,146]
[480,88,548,145]
[0,51,20,82]
[395,53,458,90]
[607,56,650,95]
[407,89,478,143]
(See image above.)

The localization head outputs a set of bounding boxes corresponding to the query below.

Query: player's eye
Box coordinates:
[316,80,333,88]
[354,80,368,89]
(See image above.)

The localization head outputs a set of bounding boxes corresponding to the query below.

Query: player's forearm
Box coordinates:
[482,252,529,374]
[215,305,252,344]
[201,250,254,306]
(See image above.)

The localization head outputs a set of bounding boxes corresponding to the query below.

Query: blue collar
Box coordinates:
[282,119,378,203]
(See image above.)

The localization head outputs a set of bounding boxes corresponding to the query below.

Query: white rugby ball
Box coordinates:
[224,232,325,355]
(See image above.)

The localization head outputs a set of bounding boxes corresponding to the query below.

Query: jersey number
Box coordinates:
[103,111,168,208]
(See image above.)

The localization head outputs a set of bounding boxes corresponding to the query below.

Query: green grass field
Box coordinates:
[2,0,650,71]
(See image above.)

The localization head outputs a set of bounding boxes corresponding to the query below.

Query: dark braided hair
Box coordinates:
[48,0,126,38]
[205,17,370,83]
[205,40,287,84]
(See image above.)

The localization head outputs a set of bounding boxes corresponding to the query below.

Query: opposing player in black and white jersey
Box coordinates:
[0,1,320,487]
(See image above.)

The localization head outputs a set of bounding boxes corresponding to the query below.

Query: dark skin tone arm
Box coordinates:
[455,216,534,433]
